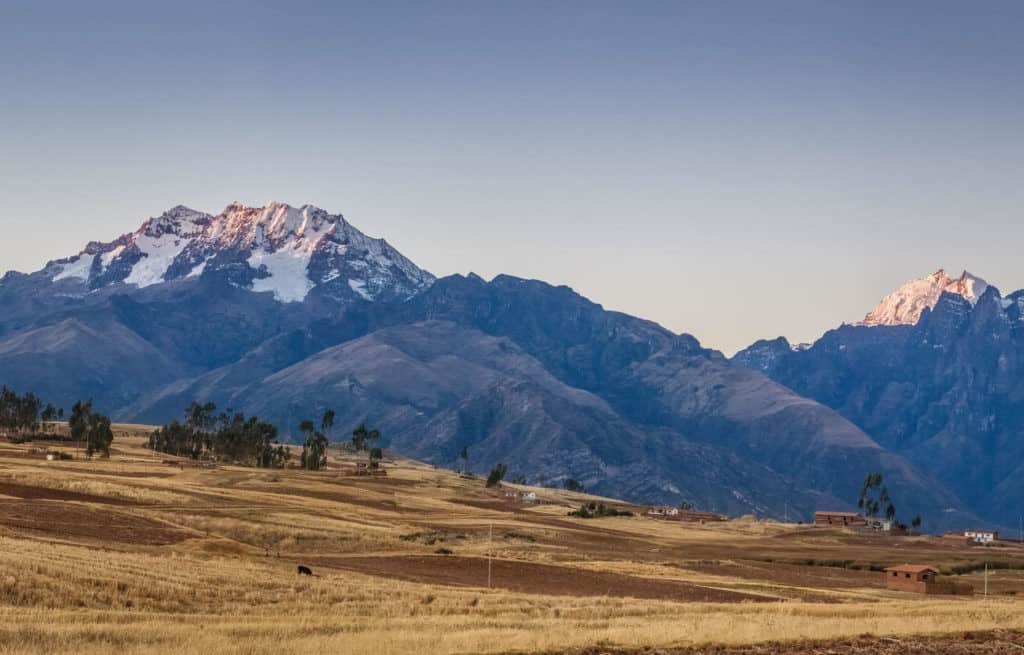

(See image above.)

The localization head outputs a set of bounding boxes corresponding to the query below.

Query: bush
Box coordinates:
[563,478,585,492]
[568,502,633,518]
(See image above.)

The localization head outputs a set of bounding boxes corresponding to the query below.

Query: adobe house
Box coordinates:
[884,564,973,595]
[814,511,868,528]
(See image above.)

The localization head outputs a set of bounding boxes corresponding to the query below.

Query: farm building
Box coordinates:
[867,518,893,531]
[964,529,998,544]
[814,511,868,528]
[646,507,727,523]
[503,490,540,504]
[884,564,973,595]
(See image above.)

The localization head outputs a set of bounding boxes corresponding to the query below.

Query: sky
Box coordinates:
[2,1,1023,354]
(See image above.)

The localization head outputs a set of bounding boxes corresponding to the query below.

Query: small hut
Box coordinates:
[884,564,972,595]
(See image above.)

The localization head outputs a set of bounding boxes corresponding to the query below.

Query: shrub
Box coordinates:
[563,478,585,492]
[568,502,633,518]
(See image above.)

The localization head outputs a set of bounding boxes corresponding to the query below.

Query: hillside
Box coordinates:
[0,205,989,528]
[734,275,1024,528]
[1,432,1023,655]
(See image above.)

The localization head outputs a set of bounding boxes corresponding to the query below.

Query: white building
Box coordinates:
[964,529,999,544]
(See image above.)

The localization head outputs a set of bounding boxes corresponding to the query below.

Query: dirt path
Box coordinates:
[318,554,776,602]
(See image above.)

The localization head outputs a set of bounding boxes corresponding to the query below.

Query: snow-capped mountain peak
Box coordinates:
[42,202,434,303]
[859,269,989,327]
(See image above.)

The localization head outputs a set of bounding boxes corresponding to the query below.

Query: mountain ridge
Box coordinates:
[30,201,435,304]
[0,210,989,528]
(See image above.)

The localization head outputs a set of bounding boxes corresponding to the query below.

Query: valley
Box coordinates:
[1,428,1023,654]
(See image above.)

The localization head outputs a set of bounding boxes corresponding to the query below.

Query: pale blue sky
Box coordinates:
[2,1,1023,353]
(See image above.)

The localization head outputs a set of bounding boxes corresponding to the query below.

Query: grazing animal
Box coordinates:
[297,565,313,576]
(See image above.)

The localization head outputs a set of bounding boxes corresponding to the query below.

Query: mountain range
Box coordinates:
[0,202,1015,530]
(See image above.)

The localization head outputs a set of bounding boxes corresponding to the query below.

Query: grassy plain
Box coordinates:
[1,429,1023,654]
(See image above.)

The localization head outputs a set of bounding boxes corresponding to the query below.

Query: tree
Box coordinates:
[321,409,335,436]
[679,500,694,511]
[69,399,93,451]
[351,423,380,452]
[85,412,114,458]
[459,446,469,474]
[912,515,922,530]
[485,463,507,488]
[858,472,895,521]
[369,447,383,469]
[563,478,585,493]
[40,403,57,424]
[0,387,42,437]
[298,418,328,471]
[186,401,217,432]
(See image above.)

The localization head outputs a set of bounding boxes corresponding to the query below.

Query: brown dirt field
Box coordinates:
[42,467,178,479]
[449,497,533,513]
[0,481,136,505]
[320,555,775,603]
[0,500,188,545]
[680,559,885,590]
[247,484,400,511]
[342,475,419,488]
[558,629,1024,654]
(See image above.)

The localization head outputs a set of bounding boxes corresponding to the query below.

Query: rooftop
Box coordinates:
[885,564,939,574]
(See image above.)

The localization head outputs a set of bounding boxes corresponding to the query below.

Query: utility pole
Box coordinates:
[487,522,493,589]
[984,562,989,598]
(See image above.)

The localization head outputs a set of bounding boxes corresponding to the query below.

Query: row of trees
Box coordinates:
[295,411,383,470]
[150,403,388,471]
[859,472,922,531]
[148,402,289,468]
[0,386,62,437]
[0,387,113,458]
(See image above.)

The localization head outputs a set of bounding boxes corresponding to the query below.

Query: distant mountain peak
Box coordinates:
[42,202,434,303]
[859,269,989,327]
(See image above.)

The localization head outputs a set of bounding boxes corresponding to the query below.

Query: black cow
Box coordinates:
[297,565,313,576]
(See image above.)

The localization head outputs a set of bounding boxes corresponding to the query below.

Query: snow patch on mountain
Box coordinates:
[348,279,372,300]
[53,254,95,282]
[100,245,126,269]
[124,231,192,287]
[859,270,989,327]
[248,246,317,303]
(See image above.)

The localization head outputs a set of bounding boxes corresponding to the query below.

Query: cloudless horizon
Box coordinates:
[3,1,1023,354]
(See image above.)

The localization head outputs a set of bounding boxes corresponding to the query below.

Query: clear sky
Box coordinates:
[2,1,1023,354]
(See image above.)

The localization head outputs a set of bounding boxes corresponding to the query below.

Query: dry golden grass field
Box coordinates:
[1,428,1024,654]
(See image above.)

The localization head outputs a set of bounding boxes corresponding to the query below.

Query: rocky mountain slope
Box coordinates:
[0,207,984,527]
[858,269,988,327]
[735,271,1024,527]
